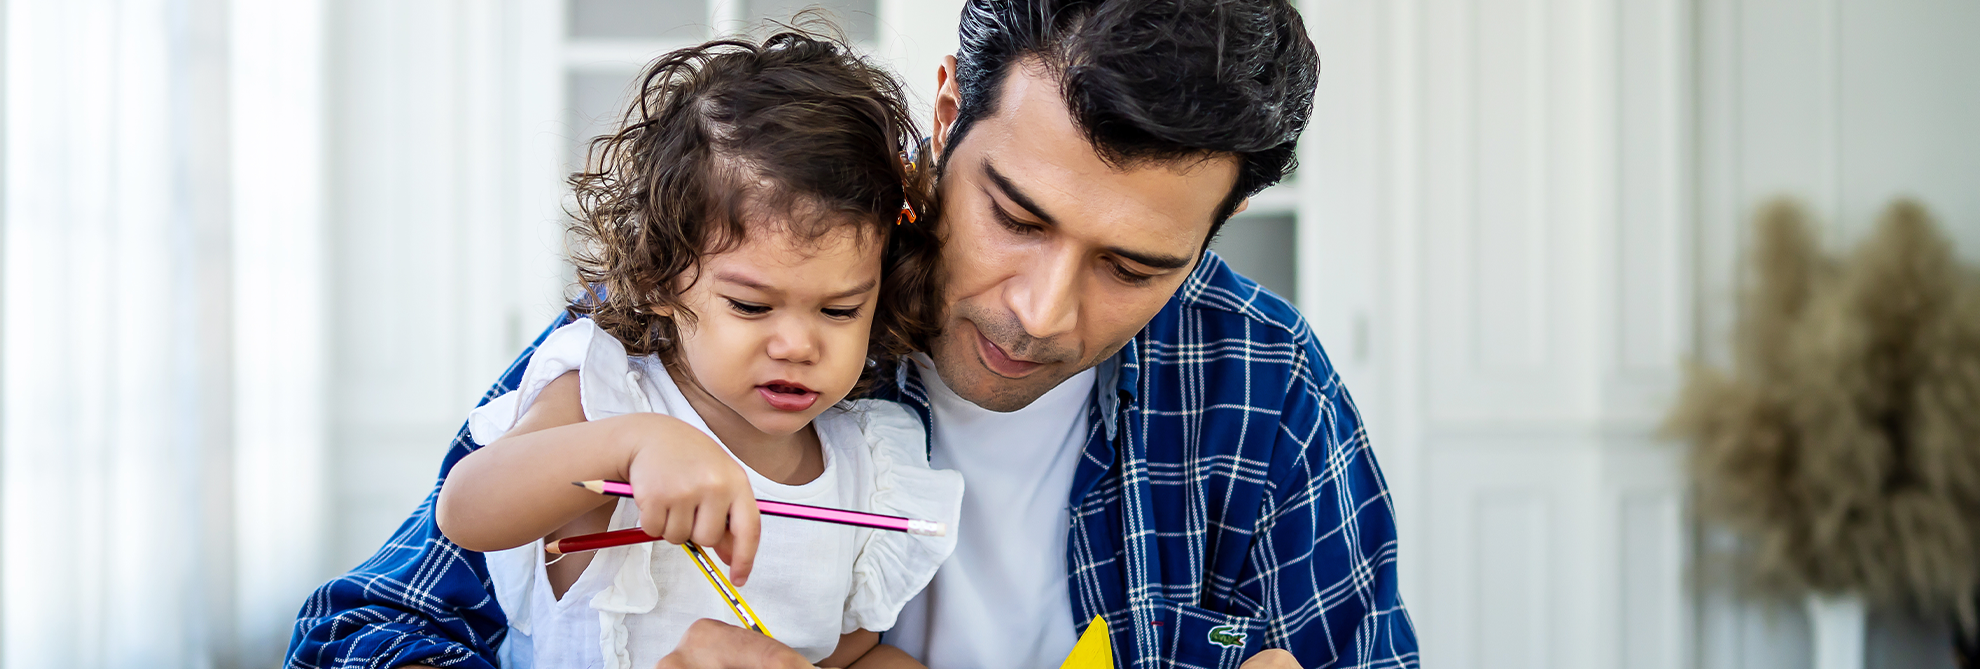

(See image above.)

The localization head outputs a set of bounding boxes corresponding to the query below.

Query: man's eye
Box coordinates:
[727,298,770,315]
[822,306,862,320]
[1111,263,1156,286]
[991,205,1039,235]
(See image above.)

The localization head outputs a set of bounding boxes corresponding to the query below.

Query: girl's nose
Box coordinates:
[766,319,820,364]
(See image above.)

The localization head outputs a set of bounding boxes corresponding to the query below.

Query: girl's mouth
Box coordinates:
[756,380,819,412]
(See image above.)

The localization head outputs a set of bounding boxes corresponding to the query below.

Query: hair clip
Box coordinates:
[897,151,917,225]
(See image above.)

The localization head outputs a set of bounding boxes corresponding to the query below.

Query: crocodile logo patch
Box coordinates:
[1207,624,1246,649]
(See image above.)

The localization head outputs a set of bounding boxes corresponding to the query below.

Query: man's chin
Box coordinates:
[926,345,1064,413]
[951,372,1061,413]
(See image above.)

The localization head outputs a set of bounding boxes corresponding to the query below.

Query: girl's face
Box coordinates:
[669,223,884,439]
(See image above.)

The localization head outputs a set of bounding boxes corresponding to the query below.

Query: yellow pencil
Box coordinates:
[680,541,773,638]
[545,531,772,635]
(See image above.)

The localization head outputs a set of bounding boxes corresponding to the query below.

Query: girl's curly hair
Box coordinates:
[566,29,941,385]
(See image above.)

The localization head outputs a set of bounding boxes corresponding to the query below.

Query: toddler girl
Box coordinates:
[435,30,957,669]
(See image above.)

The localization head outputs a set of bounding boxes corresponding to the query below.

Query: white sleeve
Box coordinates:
[840,401,965,634]
[465,318,649,445]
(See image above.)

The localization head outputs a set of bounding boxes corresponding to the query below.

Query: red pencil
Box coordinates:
[545,527,667,555]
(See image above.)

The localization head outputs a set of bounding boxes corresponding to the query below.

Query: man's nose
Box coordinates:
[1008,247,1080,340]
[765,318,820,364]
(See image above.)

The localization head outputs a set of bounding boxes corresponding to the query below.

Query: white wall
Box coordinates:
[322,0,570,571]
[5,0,335,666]
[1299,0,1980,667]
[1300,1,1694,666]
[1693,1,1980,667]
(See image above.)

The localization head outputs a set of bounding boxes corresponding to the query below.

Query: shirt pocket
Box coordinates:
[1147,598,1266,669]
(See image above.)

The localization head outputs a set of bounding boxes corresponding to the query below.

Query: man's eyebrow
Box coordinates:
[983,158,1194,272]
[982,160,1060,228]
[1109,246,1194,271]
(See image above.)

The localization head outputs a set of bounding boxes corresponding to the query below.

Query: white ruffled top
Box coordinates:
[470,319,963,669]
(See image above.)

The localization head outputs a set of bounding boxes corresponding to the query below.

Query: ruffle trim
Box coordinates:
[589,500,657,669]
[467,318,648,445]
[840,400,964,634]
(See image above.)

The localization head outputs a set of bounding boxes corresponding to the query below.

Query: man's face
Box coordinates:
[925,58,1240,412]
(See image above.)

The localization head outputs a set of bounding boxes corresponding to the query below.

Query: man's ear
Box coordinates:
[931,55,961,159]
[1231,198,1251,216]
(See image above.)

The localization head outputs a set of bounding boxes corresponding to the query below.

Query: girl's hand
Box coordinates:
[620,414,762,585]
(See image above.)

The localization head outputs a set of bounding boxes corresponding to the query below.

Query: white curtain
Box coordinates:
[4,1,328,667]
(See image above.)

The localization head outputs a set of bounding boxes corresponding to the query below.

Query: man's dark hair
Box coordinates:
[946,0,1319,241]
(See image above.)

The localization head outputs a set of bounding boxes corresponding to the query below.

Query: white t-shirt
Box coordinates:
[467,320,964,669]
[887,354,1097,669]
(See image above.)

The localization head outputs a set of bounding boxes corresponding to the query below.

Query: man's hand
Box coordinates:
[1239,649,1301,669]
[654,618,816,669]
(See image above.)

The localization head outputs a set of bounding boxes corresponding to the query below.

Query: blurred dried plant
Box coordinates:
[1668,199,1980,630]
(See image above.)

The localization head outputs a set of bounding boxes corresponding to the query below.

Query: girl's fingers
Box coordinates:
[722,498,761,586]
[638,504,667,538]
[660,504,696,544]
[690,497,729,549]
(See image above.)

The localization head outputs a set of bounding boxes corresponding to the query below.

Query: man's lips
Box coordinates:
[756,380,818,412]
[975,329,1044,378]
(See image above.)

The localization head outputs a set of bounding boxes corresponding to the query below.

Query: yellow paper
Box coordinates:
[1059,615,1114,669]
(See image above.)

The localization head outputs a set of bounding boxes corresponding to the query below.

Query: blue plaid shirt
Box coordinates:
[287,252,1417,669]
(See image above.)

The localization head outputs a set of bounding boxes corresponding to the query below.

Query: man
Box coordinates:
[289,1,1415,668]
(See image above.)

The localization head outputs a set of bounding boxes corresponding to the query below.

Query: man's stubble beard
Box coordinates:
[925,301,1126,413]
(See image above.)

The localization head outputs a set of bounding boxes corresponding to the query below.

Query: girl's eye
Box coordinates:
[1111,262,1156,286]
[822,306,862,320]
[727,298,770,315]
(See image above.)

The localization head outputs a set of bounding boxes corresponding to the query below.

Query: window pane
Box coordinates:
[1210,213,1298,305]
[570,0,708,39]
[567,71,639,169]
[743,0,877,42]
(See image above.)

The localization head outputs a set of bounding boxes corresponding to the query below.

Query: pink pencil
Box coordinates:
[566,479,946,544]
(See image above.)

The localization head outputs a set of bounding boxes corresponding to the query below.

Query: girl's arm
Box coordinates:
[435,371,764,583]
[842,644,925,669]
[817,630,927,669]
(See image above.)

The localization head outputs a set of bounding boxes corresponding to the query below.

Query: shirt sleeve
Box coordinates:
[1239,342,1419,669]
[466,317,645,444]
[286,312,573,669]
[839,401,964,635]
[286,468,504,669]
